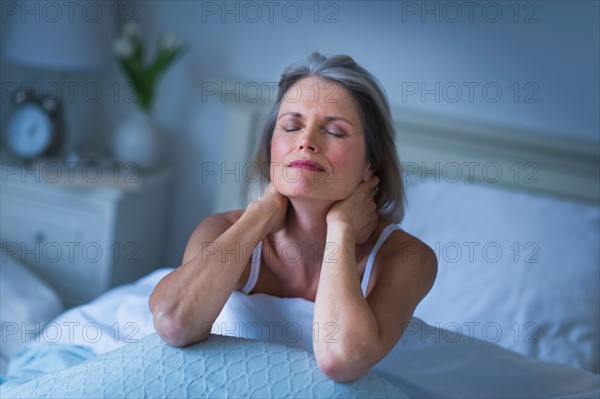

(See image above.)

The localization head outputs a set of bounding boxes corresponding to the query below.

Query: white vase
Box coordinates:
[112,110,163,170]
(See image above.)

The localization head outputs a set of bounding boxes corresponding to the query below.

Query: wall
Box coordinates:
[1,0,598,267]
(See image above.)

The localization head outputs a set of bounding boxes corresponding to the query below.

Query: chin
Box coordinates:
[274,180,350,202]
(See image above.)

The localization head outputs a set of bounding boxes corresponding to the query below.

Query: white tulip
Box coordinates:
[113,37,134,58]
[160,33,179,51]
[123,22,141,39]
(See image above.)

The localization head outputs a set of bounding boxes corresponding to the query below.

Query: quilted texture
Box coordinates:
[1,333,407,398]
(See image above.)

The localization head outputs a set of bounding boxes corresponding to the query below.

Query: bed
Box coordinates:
[1,86,599,398]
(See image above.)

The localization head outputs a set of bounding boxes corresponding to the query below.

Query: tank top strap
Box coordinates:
[360,224,402,296]
[242,225,401,296]
[240,241,263,294]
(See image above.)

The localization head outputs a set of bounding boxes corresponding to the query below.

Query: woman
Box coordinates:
[149,52,437,382]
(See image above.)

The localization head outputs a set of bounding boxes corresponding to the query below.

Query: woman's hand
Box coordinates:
[326,176,379,244]
[251,183,289,233]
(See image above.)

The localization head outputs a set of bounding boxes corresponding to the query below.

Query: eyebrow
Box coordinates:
[277,112,354,126]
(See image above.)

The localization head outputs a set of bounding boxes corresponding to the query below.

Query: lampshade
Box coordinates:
[2,1,110,70]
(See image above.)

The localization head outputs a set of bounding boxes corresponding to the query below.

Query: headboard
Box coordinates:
[213,100,267,213]
[213,84,599,212]
[394,110,599,204]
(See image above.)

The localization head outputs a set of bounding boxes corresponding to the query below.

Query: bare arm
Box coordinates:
[314,178,437,381]
[149,185,287,347]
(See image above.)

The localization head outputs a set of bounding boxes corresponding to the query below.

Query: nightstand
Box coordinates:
[0,158,173,308]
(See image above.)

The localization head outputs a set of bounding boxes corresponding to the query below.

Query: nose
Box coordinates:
[297,124,320,152]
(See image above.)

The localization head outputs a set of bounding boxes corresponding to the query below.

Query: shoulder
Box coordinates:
[387,228,437,268]
[191,210,244,237]
[371,226,438,302]
[182,210,245,264]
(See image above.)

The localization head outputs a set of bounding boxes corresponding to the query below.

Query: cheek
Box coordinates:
[270,138,296,186]
[329,150,367,188]
[270,133,289,159]
[337,147,368,174]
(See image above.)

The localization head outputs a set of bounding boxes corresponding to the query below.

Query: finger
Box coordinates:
[357,175,379,193]
[267,183,283,196]
[367,176,380,196]
[367,175,380,190]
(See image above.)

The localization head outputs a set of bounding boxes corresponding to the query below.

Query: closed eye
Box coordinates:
[326,130,344,138]
[324,125,345,137]
[281,121,303,132]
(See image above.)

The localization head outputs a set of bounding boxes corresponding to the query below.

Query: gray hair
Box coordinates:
[250,52,405,223]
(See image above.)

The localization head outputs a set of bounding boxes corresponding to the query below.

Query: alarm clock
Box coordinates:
[6,89,64,160]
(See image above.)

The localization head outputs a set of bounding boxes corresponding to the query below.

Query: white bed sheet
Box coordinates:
[29,268,164,355]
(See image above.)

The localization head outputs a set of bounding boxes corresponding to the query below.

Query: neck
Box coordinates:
[271,198,333,266]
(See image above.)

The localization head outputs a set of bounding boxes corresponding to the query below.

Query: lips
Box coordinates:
[287,160,326,172]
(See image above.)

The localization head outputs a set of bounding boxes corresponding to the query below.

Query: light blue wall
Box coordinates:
[1,1,598,267]
[142,0,599,136]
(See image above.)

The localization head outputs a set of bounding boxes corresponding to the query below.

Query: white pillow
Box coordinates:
[1,248,63,372]
[401,178,600,373]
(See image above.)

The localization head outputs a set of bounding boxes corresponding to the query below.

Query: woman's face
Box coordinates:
[270,77,372,202]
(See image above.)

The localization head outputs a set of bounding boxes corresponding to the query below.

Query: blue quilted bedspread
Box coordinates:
[1,333,407,398]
